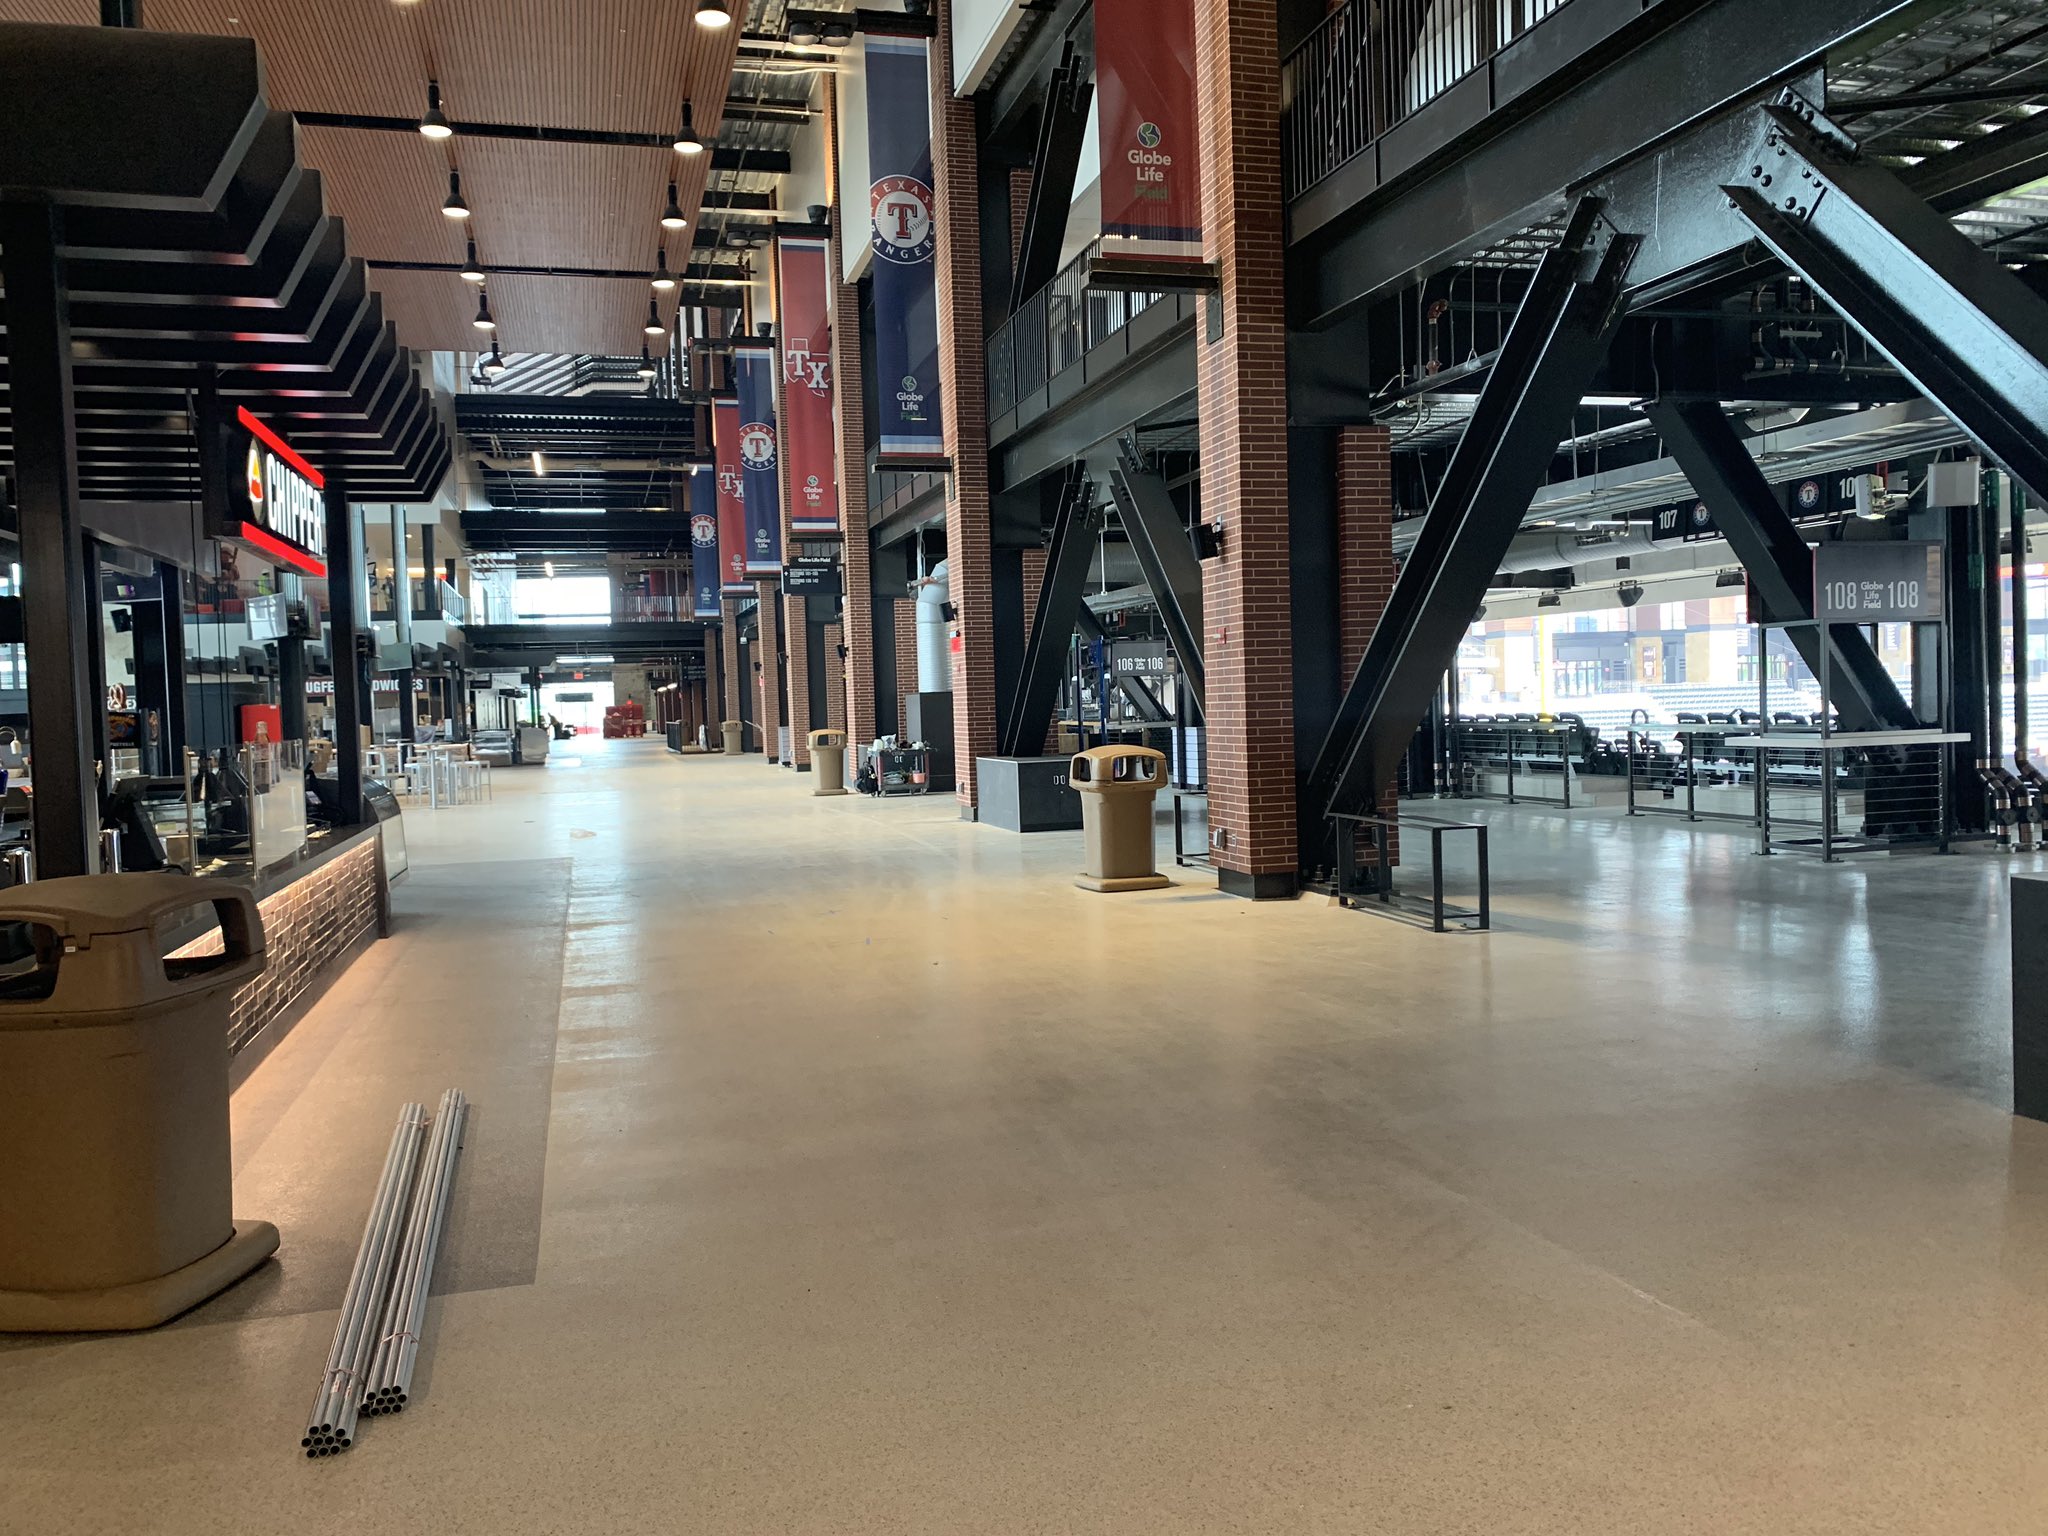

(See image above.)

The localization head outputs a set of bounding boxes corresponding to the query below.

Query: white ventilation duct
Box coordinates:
[915,558,951,693]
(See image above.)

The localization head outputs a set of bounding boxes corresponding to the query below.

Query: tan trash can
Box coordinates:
[721,719,744,755]
[808,729,849,796]
[1071,745,1171,892]
[0,874,279,1331]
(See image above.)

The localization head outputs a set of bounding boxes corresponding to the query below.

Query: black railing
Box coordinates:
[988,242,1164,420]
[1282,0,1574,199]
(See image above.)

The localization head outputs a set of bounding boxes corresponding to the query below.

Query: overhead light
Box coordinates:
[544,560,555,578]
[787,18,822,45]
[442,169,470,219]
[821,22,852,46]
[644,297,667,336]
[1536,591,1562,608]
[419,79,453,140]
[673,101,705,156]
[695,0,731,29]
[459,237,486,283]
[532,451,546,476]
[727,229,750,248]
[472,289,495,331]
[482,341,508,376]
[748,230,771,249]
[637,342,658,379]
[661,182,688,230]
[651,248,677,291]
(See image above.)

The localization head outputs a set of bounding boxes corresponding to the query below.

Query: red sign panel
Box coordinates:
[1095,0,1203,263]
[775,235,839,535]
[712,399,751,596]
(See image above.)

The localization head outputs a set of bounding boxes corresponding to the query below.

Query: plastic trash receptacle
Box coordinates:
[0,874,279,1331]
[809,729,849,796]
[721,719,744,755]
[1071,746,1172,892]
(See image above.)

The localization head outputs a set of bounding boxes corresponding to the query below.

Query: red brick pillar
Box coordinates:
[932,2,998,814]
[1195,0,1296,897]
[785,593,812,767]
[1338,425,1399,862]
[894,613,921,729]
[829,81,879,761]
[719,599,744,747]
[755,580,783,760]
[824,620,847,734]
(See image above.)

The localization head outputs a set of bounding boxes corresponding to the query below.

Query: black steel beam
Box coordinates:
[1305,200,1639,835]
[1075,606,1171,721]
[1000,471,1098,756]
[1009,46,1093,312]
[1912,108,2048,216]
[1725,101,2048,505]
[1106,443,1205,716]
[1642,397,1916,731]
[1,201,99,877]
[289,111,792,171]
[1289,0,1936,327]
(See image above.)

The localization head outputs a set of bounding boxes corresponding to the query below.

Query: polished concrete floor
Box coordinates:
[6,737,2048,1533]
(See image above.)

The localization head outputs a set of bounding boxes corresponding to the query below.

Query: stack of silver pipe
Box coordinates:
[362,1088,467,1416]
[299,1090,468,1458]
[303,1103,426,1456]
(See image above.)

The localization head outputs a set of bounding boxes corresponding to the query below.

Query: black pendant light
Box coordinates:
[651,248,677,291]
[637,342,658,379]
[644,297,667,336]
[482,340,508,376]
[459,238,486,283]
[695,0,732,30]
[661,182,688,230]
[442,168,470,220]
[420,79,453,140]
[673,101,705,157]
[473,288,496,332]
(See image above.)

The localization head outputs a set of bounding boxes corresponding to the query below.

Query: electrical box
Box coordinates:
[1926,459,1982,508]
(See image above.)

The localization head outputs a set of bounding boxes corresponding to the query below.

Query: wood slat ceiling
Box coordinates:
[0,0,745,355]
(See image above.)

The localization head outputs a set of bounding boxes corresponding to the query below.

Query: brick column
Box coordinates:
[1338,425,1398,860]
[932,1,998,814]
[785,593,812,767]
[823,620,848,734]
[829,81,880,762]
[894,609,921,723]
[720,597,745,747]
[1195,0,1295,898]
[756,580,783,761]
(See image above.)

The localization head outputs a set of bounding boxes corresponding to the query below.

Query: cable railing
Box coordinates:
[1283,0,1575,199]
[988,242,1165,421]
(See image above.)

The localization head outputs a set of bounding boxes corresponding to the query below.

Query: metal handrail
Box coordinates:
[987,241,1165,420]
[1282,0,1576,199]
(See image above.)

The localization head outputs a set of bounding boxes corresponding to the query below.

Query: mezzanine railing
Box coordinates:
[987,242,1166,421]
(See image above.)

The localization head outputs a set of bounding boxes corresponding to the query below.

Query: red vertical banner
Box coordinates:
[774,235,839,534]
[713,399,751,595]
[1094,0,1203,264]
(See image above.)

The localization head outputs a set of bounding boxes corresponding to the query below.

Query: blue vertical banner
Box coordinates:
[733,345,783,577]
[864,35,945,461]
[689,466,721,618]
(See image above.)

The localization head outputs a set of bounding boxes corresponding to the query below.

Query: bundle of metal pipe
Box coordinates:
[302,1103,428,1457]
[362,1088,468,1416]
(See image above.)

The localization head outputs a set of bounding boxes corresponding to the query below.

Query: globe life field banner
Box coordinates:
[864,35,945,458]
[689,465,721,618]
[732,345,784,577]
[712,398,751,596]
[1095,0,1203,263]
[775,235,840,534]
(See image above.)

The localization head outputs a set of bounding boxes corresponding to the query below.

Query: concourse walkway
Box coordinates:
[5,737,2048,1533]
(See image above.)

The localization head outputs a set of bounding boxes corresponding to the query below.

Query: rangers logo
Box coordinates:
[784,341,831,394]
[739,421,777,471]
[870,175,936,264]
[1796,479,1822,512]
[690,512,718,546]
[1690,501,1712,529]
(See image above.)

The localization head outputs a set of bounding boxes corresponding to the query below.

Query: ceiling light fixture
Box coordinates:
[533,451,547,476]
[637,342,658,379]
[442,169,470,219]
[695,0,732,30]
[651,248,677,291]
[472,289,496,332]
[482,341,508,376]
[459,237,486,283]
[419,79,453,139]
[787,17,822,45]
[821,22,853,46]
[661,182,688,229]
[644,297,668,336]
[544,560,555,578]
[673,101,705,156]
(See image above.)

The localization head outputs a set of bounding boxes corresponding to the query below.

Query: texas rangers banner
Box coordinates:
[1095,0,1203,262]
[732,345,783,577]
[689,466,721,618]
[863,35,944,459]
[712,399,751,596]
[775,235,839,534]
